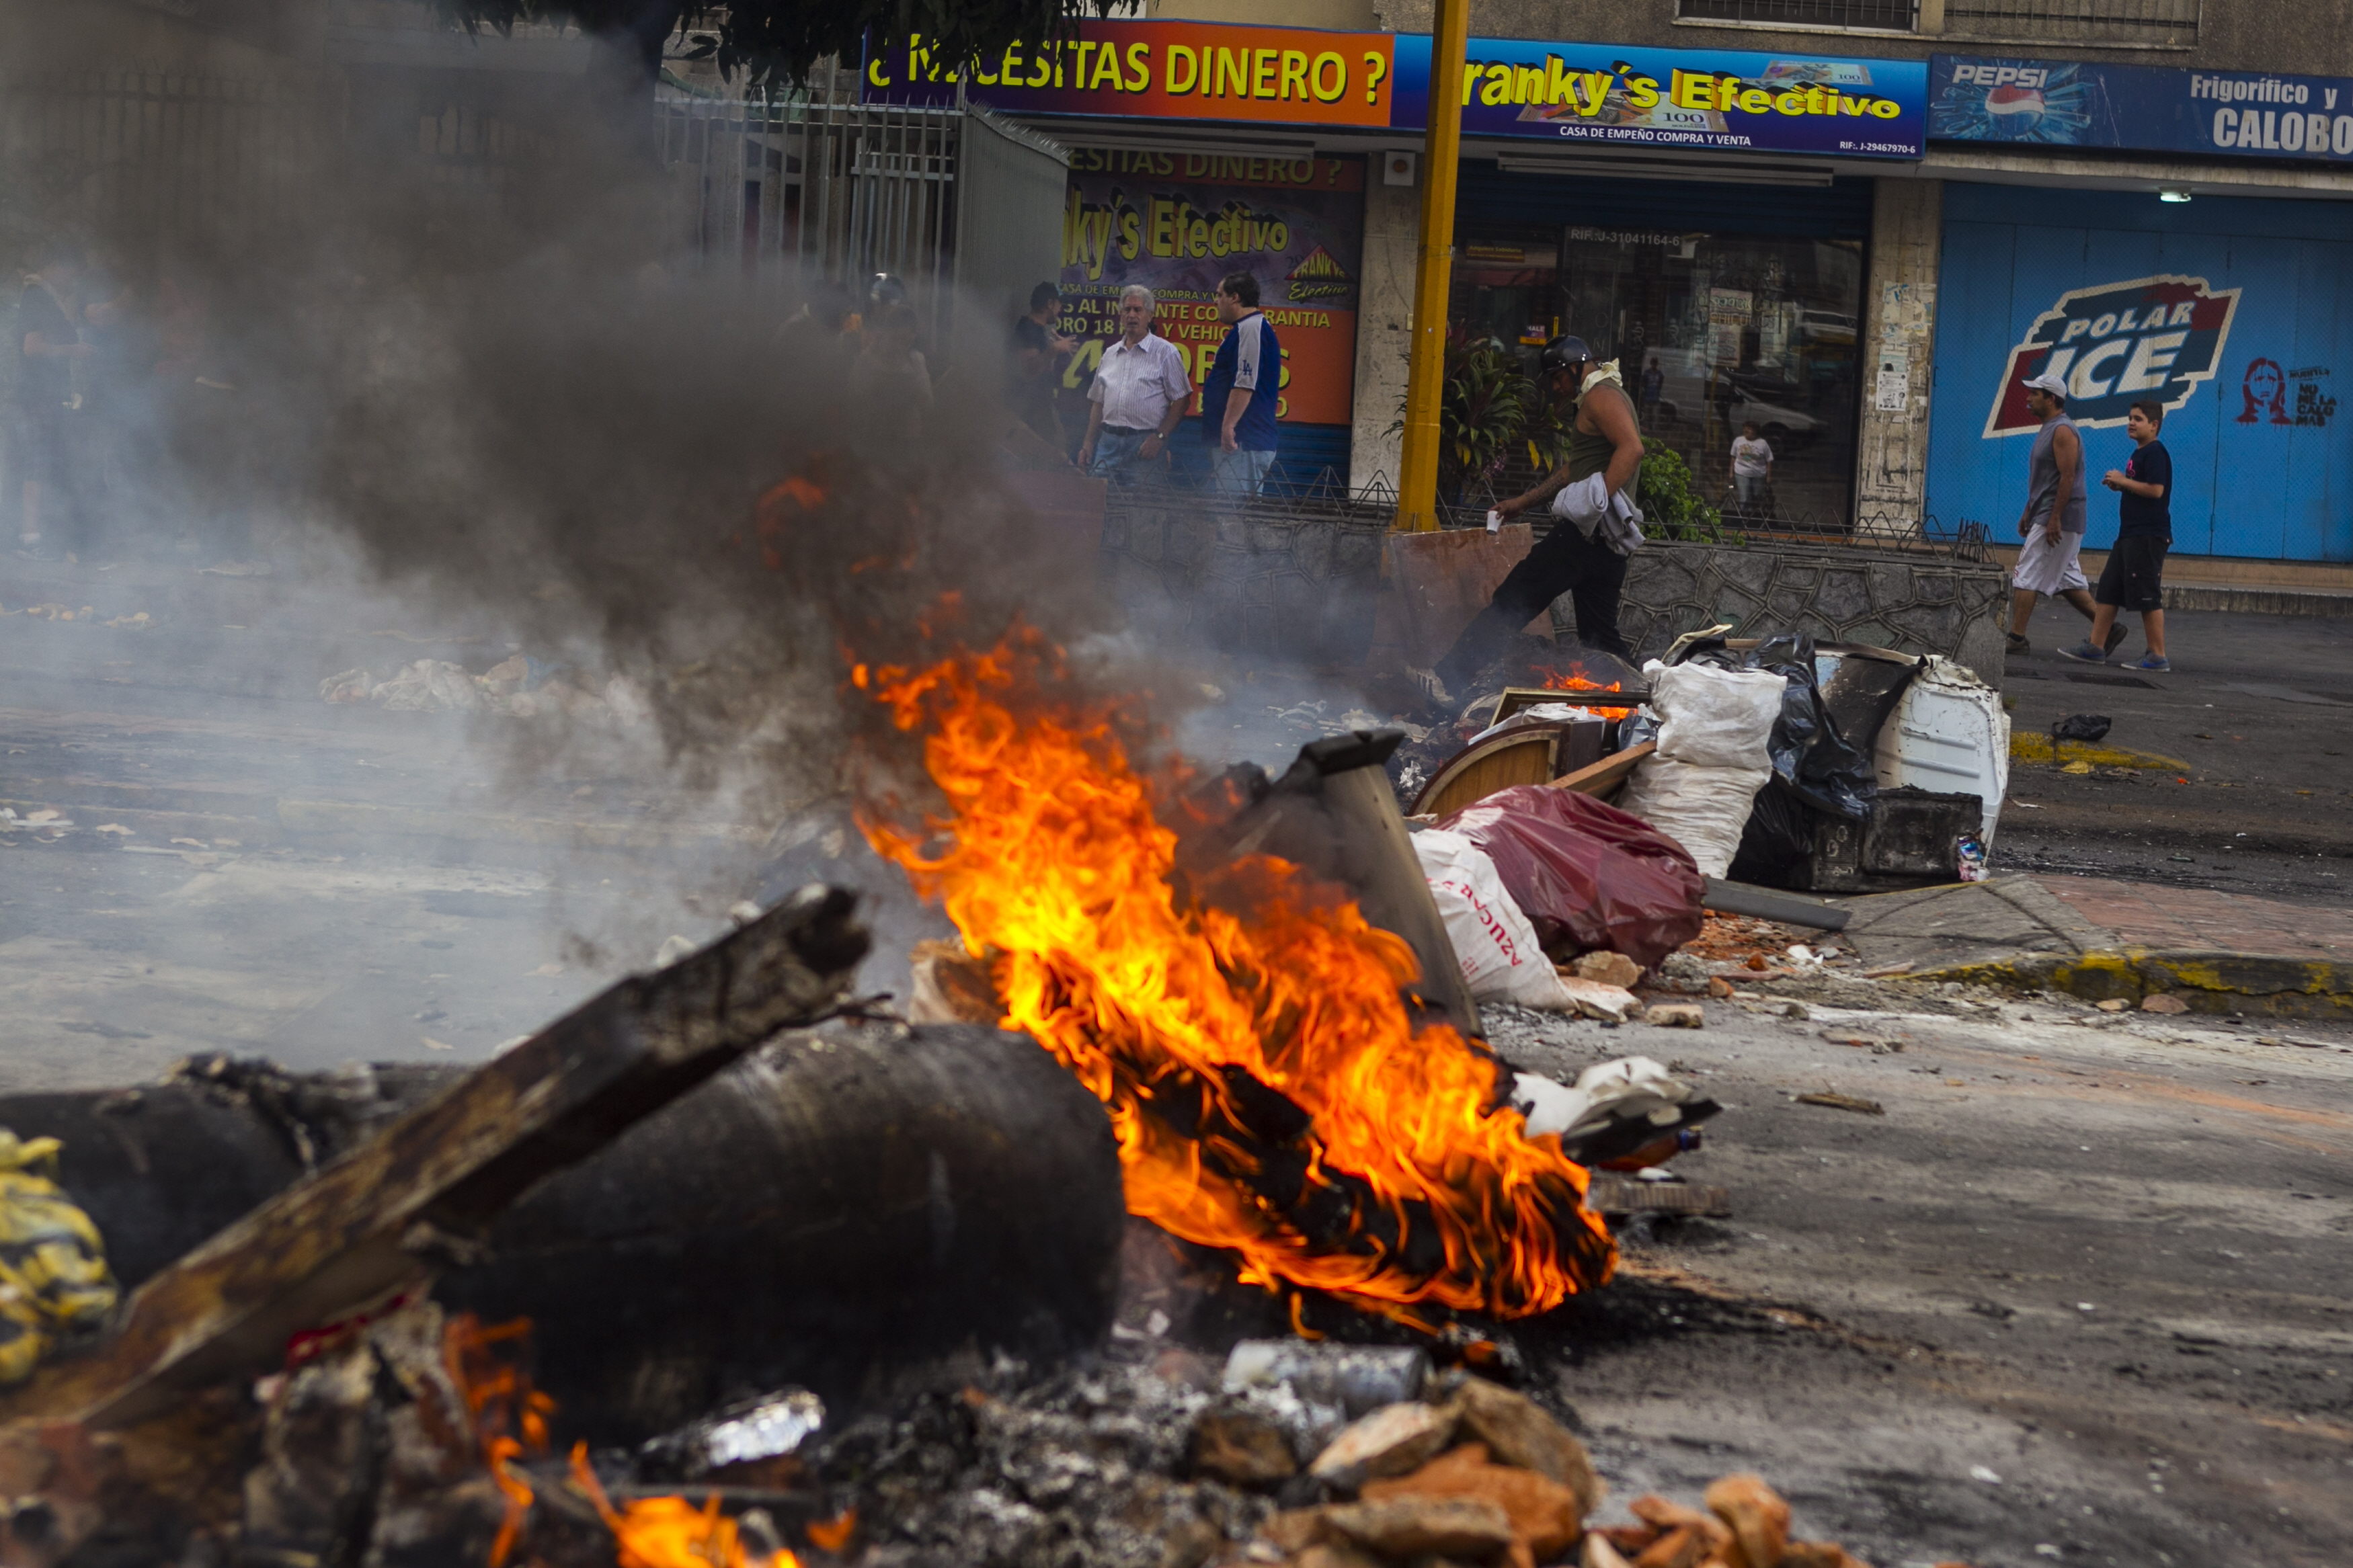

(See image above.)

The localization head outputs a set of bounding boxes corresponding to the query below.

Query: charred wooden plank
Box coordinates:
[3,884,868,1431]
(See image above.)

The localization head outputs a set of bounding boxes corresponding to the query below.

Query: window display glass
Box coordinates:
[1451,224,1866,527]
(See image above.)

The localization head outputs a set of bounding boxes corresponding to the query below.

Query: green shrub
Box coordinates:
[1636,438,1737,543]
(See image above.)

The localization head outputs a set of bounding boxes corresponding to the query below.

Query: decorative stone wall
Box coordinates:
[1099,503,2009,682]
[1099,497,1392,665]
[1595,537,2011,684]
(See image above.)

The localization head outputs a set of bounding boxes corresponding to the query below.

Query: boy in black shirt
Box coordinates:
[2061,400,2171,672]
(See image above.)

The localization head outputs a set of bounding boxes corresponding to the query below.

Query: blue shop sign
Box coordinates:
[1931,55,2353,161]
[1392,38,1927,159]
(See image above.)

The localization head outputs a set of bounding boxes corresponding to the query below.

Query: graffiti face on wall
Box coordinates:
[2238,357,2289,423]
[1983,274,2239,436]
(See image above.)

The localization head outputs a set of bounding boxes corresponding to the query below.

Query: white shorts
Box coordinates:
[2013,528,2089,595]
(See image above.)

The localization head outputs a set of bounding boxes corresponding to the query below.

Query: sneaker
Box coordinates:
[2004,632,2030,655]
[2102,621,2129,655]
[2054,639,2107,664]
[2132,655,2171,673]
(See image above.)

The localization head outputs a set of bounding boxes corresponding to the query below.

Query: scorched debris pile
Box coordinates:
[856,628,1616,1324]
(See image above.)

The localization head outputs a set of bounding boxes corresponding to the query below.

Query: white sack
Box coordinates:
[1643,659,1786,770]
[1411,829,1577,1010]
[1615,755,1769,878]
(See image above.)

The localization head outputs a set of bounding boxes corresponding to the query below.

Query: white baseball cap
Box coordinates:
[2020,370,2069,398]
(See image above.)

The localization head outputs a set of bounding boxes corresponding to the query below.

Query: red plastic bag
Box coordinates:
[1434,785,1705,971]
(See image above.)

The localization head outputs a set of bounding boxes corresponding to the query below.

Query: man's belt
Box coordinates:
[1104,425,1157,436]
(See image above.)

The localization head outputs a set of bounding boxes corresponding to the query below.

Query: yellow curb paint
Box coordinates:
[2007,734,2190,771]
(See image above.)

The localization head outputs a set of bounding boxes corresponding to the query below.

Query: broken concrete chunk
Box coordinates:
[1308,1401,1459,1493]
[1293,1544,1388,1568]
[1704,1473,1791,1568]
[2094,998,2130,1012]
[1556,977,1642,1022]
[1259,1507,1332,1554]
[1626,1495,1733,1564]
[2140,993,2190,1014]
[1780,1544,1876,1568]
[1364,1442,1581,1568]
[1322,1494,1514,1561]
[1629,1524,1718,1568]
[1445,1378,1602,1519]
[1187,1403,1298,1487]
[1570,950,1644,990]
[1642,1003,1705,1029]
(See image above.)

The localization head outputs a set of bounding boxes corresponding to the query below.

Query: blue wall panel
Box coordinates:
[1929,185,2353,563]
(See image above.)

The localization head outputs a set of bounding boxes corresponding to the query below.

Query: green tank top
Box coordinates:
[1568,388,1640,487]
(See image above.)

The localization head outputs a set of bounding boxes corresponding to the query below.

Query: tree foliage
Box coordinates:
[434,0,1116,89]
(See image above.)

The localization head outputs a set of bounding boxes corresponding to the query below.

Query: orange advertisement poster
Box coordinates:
[866,22,1398,130]
[1053,149,1363,429]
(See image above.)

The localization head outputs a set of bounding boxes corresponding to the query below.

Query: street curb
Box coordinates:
[1913,947,2353,1019]
[2161,583,2353,618]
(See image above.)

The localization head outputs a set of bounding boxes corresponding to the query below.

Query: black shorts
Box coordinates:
[2095,534,2169,612]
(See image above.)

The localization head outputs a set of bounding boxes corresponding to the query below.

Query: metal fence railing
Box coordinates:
[1943,0,2198,41]
[0,72,325,248]
[1676,0,1919,29]
[653,92,960,325]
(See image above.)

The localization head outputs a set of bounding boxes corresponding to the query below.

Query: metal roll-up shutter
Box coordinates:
[1453,164,1877,245]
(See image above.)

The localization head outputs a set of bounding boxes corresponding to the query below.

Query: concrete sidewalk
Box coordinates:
[1836,874,2353,1017]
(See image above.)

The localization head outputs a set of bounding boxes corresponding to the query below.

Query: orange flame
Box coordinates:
[445,1315,555,1567]
[860,627,1614,1320]
[570,1443,803,1568]
[1538,665,1634,718]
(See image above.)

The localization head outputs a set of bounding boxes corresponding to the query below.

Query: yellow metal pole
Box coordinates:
[1392,0,1471,534]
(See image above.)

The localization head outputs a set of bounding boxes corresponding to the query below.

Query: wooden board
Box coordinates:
[4,886,870,1430]
[1548,740,1654,801]
[1411,729,1562,819]
[1380,526,1546,669]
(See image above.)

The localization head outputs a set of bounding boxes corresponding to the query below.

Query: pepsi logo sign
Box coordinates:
[1948,64,2050,90]
[1984,274,2239,436]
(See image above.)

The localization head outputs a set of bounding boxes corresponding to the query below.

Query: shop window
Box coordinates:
[1675,0,1918,30]
[1942,0,2197,43]
[1455,225,1866,531]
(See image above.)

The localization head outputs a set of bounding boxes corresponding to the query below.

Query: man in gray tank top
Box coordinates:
[2005,371,2121,657]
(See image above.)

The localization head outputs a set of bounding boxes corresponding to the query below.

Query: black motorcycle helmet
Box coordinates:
[1538,334,1593,377]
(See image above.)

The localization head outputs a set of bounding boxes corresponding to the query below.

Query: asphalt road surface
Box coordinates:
[1998,608,2353,905]
[1489,981,2353,1568]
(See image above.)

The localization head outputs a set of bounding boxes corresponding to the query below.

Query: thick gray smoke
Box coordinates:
[24,71,1201,1005]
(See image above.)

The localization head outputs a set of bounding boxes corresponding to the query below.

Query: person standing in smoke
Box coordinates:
[14,241,94,561]
[1008,282,1076,449]
[1418,335,1646,704]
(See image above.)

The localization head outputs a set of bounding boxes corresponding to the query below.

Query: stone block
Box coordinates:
[1816,568,1872,622]
[1188,1404,1298,1487]
[1308,1401,1458,1493]
[1323,1496,1514,1562]
[1866,561,1913,610]
[1445,1378,1602,1518]
[1712,546,1778,594]
[1909,568,1956,603]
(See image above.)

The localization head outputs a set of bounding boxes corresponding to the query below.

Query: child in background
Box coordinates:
[2061,399,2172,672]
[1729,422,1773,512]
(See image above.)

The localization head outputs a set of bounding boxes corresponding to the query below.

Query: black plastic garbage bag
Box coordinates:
[1683,633,1876,821]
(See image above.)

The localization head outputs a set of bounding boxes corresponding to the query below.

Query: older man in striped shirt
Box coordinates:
[1077,284,1193,485]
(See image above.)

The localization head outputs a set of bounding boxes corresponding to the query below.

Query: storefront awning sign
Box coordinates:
[865,24,1928,159]
[1932,55,2353,163]
[862,24,1400,128]
[1390,38,1925,159]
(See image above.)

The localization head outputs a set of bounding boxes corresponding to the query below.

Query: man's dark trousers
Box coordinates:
[1435,522,1632,691]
